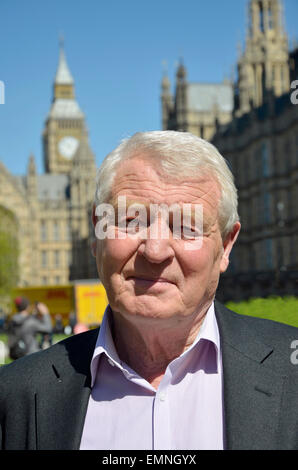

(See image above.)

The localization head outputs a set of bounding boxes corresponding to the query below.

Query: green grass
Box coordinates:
[0,333,8,343]
[0,333,12,364]
[225,296,298,327]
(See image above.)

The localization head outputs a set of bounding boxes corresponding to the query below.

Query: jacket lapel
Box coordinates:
[215,301,287,450]
[35,328,99,450]
[33,305,289,450]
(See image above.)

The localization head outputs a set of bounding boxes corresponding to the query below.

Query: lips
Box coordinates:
[127,276,175,285]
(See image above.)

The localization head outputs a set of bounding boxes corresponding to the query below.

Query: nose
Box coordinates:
[137,217,175,264]
[138,238,175,264]
[138,240,174,264]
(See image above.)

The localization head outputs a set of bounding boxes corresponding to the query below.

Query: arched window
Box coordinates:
[53,221,60,241]
[259,2,265,33]
[268,2,273,29]
[40,220,47,241]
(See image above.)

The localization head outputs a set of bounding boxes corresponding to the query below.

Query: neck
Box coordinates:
[110,303,211,389]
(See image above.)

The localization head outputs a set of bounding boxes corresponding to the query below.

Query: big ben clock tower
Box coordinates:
[43,40,89,174]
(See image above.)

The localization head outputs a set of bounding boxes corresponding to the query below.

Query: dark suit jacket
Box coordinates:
[1,301,298,450]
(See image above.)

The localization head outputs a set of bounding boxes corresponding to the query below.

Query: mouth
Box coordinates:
[127,276,176,285]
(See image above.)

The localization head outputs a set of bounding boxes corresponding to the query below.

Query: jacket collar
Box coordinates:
[39,302,287,450]
[214,300,287,450]
[35,328,98,450]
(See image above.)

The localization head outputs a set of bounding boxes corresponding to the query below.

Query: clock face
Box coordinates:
[58,136,79,159]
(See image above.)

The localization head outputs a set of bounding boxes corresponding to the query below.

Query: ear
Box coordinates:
[90,239,97,258]
[220,221,241,273]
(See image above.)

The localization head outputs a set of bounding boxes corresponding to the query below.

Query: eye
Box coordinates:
[126,217,141,232]
[117,214,149,234]
[181,226,202,240]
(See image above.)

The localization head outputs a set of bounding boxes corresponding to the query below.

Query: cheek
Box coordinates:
[98,237,140,277]
[177,239,223,280]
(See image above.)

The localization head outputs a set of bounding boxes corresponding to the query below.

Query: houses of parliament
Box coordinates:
[162,0,298,300]
[0,0,297,300]
[0,43,97,288]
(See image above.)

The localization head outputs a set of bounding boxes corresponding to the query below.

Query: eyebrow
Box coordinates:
[111,198,150,210]
[111,198,205,225]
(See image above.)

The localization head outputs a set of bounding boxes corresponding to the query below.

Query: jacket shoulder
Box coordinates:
[215,299,298,355]
[0,328,99,396]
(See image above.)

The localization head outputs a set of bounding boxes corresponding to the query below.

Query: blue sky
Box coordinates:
[0,0,297,175]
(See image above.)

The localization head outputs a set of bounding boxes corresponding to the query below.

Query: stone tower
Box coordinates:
[161,72,173,131]
[161,59,233,140]
[69,140,97,280]
[174,61,188,131]
[235,0,290,117]
[43,40,89,174]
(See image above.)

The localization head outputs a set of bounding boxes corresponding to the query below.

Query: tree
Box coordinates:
[0,206,19,309]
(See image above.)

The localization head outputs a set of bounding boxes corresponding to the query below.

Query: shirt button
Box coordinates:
[108,358,115,367]
[159,392,166,402]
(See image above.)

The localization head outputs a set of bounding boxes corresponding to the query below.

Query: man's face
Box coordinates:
[93,156,240,325]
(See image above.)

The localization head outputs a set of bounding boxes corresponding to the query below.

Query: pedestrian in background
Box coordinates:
[7,297,52,360]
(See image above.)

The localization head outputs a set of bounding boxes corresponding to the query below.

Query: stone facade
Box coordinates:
[0,44,97,287]
[213,90,298,301]
[162,0,298,300]
[212,0,298,300]
[161,62,233,141]
[290,47,298,83]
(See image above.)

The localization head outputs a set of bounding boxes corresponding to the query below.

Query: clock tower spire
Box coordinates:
[53,36,75,100]
[43,40,92,174]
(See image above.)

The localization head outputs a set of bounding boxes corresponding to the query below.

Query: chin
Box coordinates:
[114,294,181,322]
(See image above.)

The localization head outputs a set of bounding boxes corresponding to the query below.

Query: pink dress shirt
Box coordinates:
[80,302,225,450]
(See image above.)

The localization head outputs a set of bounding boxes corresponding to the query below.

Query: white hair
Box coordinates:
[95,131,239,239]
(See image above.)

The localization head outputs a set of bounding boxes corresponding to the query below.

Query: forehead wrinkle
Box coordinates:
[113,162,217,190]
[112,178,219,205]
[196,184,221,209]
[112,198,151,211]
[111,162,221,212]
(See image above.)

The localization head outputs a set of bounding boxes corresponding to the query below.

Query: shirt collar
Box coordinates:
[176,301,221,372]
[90,305,121,386]
[191,301,220,358]
[90,301,220,387]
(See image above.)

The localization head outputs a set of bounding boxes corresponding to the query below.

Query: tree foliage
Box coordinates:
[0,206,19,304]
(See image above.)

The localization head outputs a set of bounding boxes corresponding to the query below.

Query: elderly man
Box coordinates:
[0,131,298,450]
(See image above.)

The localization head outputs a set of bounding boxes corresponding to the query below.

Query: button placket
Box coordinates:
[153,378,172,449]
